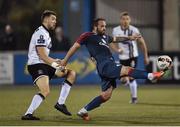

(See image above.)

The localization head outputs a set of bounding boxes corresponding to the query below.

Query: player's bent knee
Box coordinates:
[101,95,111,101]
[120,66,134,76]
[101,92,111,101]
[41,89,50,97]
[69,70,76,79]
[36,76,50,97]
[66,70,76,85]
[121,77,129,83]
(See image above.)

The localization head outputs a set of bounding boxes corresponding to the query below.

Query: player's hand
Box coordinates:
[55,59,62,64]
[129,34,141,41]
[60,59,67,66]
[57,59,67,72]
[51,61,63,69]
[51,59,66,72]
[117,48,123,54]
[57,66,66,72]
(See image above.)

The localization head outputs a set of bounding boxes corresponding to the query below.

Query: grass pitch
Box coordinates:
[0,84,180,126]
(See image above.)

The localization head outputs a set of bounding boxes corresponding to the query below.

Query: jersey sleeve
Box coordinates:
[133,27,141,35]
[34,33,47,47]
[76,32,93,45]
[112,28,118,37]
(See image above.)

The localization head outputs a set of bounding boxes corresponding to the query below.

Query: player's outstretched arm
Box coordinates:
[137,37,149,65]
[61,42,81,66]
[113,36,130,42]
[112,34,141,43]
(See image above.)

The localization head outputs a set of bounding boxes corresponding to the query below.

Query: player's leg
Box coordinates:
[128,58,138,103]
[85,86,113,110]
[120,59,138,103]
[77,79,116,120]
[121,76,137,104]
[54,69,76,116]
[129,78,138,104]
[120,66,164,81]
[78,86,113,121]
[120,76,130,86]
[22,76,49,120]
[119,59,130,86]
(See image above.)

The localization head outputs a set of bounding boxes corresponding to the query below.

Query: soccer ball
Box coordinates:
[156,55,172,71]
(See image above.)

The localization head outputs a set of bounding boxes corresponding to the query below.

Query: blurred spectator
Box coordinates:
[51,26,71,51]
[0,24,17,51]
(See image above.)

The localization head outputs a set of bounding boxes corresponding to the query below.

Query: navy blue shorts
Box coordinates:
[97,61,122,91]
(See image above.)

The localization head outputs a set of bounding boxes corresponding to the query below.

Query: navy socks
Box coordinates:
[85,95,105,111]
[128,68,148,79]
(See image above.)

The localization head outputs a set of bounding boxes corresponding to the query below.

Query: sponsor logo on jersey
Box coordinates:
[99,39,109,48]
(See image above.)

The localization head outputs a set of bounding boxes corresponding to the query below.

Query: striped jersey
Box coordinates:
[112,25,140,60]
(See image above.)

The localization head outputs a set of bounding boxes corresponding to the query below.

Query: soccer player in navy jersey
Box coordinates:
[60,18,164,120]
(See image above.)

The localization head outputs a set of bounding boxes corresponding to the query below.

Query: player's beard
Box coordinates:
[97,29,105,35]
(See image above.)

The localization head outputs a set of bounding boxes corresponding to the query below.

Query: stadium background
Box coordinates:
[0,0,180,126]
[0,0,179,85]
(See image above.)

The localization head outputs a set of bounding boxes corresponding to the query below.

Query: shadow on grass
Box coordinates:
[119,120,180,125]
[138,102,180,107]
[40,115,180,126]
[1,115,180,126]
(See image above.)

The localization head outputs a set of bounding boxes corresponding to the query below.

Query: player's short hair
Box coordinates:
[120,11,129,18]
[41,10,56,22]
[93,18,106,27]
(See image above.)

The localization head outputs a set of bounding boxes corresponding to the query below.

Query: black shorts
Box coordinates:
[120,57,138,68]
[28,63,56,84]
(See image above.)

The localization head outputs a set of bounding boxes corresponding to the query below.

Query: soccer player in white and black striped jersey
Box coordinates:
[111,12,149,104]
[21,10,76,120]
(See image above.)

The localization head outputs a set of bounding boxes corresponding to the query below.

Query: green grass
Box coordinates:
[0,84,180,126]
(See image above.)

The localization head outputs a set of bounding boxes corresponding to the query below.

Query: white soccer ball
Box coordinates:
[156,55,172,71]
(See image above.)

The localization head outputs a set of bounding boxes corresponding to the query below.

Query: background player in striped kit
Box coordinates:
[112,12,149,104]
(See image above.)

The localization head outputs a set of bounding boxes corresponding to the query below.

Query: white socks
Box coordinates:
[25,94,44,115]
[24,80,72,115]
[78,107,88,114]
[129,80,137,98]
[58,81,71,105]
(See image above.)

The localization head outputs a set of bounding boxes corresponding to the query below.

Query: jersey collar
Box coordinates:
[120,25,129,31]
[41,24,50,34]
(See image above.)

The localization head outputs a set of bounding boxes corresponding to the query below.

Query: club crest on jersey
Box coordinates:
[37,35,45,44]
[38,69,43,74]
[99,39,109,48]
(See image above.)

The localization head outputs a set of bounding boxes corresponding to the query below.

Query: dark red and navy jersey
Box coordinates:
[76,32,114,64]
